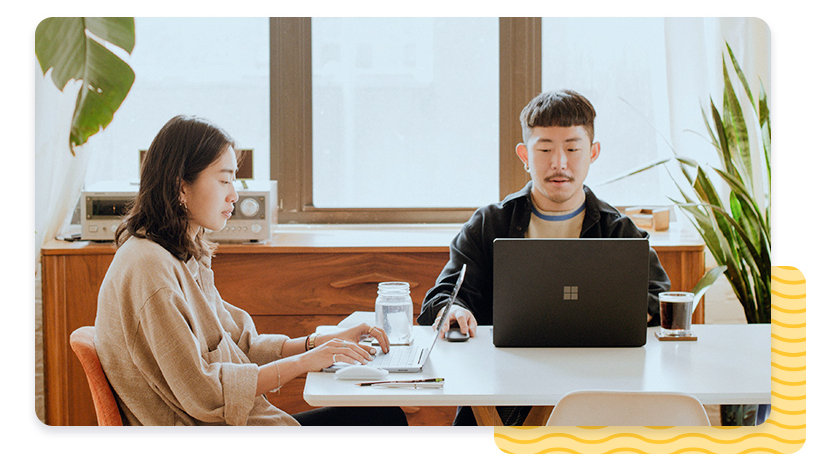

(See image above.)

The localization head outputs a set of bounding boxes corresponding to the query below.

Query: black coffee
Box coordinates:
[660,300,692,330]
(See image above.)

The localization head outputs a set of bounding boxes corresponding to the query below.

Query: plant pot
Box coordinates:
[720,404,759,426]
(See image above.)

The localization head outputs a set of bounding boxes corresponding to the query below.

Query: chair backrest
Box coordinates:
[546,390,710,426]
[69,326,123,426]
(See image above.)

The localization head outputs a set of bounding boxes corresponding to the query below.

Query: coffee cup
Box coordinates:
[659,291,694,337]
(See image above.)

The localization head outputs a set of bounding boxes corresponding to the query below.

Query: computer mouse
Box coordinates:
[445,327,470,342]
[334,364,389,380]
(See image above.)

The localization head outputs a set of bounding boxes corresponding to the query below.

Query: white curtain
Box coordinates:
[664,18,770,202]
[34,63,92,422]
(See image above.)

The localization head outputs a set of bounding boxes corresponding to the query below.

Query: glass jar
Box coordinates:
[374,281,413,345]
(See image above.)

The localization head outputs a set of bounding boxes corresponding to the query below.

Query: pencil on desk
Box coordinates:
[357,377,444,386]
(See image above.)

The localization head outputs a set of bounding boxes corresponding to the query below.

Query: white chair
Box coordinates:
[545,390,710,426]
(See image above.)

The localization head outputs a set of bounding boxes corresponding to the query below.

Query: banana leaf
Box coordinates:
[35,17,135,155]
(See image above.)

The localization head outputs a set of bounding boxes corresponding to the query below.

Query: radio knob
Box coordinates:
[251,224,262,233]
[239,198,259,217]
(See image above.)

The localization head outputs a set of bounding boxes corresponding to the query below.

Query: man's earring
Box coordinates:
[523,163,530,172]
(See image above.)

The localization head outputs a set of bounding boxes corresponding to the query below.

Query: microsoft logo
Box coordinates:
[563,285,579,300]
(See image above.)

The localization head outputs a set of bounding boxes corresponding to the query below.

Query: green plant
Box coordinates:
[610,42,771,325]
[679,43,770,325]
[35,17,135,155]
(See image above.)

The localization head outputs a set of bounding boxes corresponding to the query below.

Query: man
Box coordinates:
[417,90,671,425]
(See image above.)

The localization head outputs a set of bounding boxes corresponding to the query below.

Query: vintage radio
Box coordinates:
[81,180,277,242]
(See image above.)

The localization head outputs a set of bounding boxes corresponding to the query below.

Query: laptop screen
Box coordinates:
[420,264,467,364]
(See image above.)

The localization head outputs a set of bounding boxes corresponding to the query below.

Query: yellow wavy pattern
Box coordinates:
[494,266,806,454]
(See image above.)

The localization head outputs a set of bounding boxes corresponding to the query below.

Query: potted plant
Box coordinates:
[608,43,771,425]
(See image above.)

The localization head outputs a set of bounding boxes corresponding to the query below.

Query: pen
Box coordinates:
[357,378,445,387]
[370,382,444,389]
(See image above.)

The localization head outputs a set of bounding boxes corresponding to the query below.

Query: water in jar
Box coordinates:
[375,282,413,344]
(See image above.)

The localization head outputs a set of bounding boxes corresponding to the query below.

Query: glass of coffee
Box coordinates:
[659,291,695,337]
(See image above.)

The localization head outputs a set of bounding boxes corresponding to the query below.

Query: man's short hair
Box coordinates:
[519,89,597,143]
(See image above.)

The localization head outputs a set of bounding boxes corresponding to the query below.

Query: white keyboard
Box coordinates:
[370,345,422,368]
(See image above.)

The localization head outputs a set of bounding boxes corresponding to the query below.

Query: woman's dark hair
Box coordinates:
[115,115,235,261]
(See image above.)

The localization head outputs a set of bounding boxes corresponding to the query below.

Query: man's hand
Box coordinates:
[433,304,478,338]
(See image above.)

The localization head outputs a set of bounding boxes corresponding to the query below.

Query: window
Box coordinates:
[311,18,499,209]
[74,18,767,224]
[273,18,538,223]
[82,18,270,186]
[273,17,768,223]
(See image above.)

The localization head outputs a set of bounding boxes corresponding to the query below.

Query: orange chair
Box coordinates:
[69,326,123,426]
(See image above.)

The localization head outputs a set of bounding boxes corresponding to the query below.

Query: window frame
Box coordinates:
[270,17,540,223]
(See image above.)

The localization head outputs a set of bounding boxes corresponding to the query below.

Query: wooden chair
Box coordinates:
[546,390,710,426]
[69,326,123,426]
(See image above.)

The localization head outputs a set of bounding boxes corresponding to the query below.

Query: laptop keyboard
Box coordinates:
[369,345,421,368]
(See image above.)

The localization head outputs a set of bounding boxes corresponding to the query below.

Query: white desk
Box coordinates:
[304,322,771,425]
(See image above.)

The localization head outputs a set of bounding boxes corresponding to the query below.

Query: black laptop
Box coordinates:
[492,238,649,347]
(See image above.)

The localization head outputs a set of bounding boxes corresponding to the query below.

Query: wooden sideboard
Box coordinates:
[40,225,704,426]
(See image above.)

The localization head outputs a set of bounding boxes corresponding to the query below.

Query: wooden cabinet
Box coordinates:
[40,226,703,426]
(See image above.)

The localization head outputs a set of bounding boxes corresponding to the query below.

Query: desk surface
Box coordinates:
[304,323,771,407]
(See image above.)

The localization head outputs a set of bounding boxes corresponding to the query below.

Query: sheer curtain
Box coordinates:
[664,18,770,203]
[541,18,770,207]
[34,64,93,422]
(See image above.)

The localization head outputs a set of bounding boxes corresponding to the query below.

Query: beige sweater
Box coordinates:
[95,237,299,426]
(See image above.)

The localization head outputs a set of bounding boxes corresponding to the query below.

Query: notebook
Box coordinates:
[325,264,467,373]
[492,238,649,347]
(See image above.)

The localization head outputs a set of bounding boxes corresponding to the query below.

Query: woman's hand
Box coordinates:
[321,323,390,354]
[299,337,376,372]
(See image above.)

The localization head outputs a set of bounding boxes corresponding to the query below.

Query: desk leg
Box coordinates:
[523,406,555,426]
[471,406,555,426]
[472,406,503,426]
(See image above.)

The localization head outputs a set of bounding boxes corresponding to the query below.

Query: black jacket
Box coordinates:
[418,182,671,327]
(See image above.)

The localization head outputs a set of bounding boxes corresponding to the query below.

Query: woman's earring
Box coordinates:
[180,199,187,211]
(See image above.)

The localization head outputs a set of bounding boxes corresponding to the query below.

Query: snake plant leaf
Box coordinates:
[710,99,737,178]
[599,157,670,185]
[696,201,770,285]
[726,41,755,113]
[693,167,736,244]
[675,156,700,168]
[701,106,719,151]
[35,17,135,155]
[711,163,771,249]
[759,81,772,187]
[691,265,728,310]
[675,201,753,312]
[722,57,754,189]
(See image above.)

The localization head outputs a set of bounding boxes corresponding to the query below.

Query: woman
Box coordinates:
[95,115,406,426]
